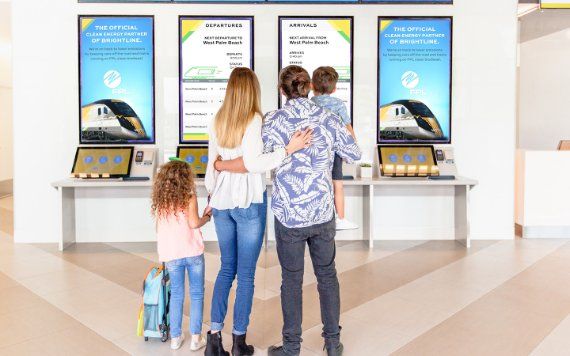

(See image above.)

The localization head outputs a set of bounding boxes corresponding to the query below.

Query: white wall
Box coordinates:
[519,10,570,150]
[12,0,518,243]
[0,1,13,183]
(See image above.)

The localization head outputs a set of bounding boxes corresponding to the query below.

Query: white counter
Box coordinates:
[515,149,570,238]
[52,176,477,251]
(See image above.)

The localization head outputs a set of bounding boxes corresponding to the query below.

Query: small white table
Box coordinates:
[52,176,477,251]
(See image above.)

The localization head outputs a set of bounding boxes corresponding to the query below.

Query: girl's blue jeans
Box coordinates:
[165,254,205,337]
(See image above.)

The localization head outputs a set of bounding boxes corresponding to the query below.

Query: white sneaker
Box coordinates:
[336,218,359,230]
[190,335,207,351]
[171,333,184,350]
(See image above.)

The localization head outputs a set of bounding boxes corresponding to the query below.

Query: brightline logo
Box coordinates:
[104,70,122,89]
[401,71,419,89]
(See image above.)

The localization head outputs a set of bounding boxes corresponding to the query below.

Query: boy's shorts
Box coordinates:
[332,154,343,181]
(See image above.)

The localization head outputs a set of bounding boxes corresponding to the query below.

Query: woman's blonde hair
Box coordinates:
[214,67,262,148]
[151,160,196,220]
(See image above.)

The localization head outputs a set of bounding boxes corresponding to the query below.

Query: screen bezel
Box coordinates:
[277,16,354,126]
[376,16,453,145]
[176,145,210,178]
[178,16,255,144]
[71,146,134,177]
[77,15,156,145]
[377,144,438,177]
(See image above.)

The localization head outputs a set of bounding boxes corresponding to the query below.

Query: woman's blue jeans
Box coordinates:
[210,193,267,335]
[166,254,205,337]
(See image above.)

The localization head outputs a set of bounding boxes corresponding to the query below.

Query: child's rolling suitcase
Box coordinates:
[137,262,170,342]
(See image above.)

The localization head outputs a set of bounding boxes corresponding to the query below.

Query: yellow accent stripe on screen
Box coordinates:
[380,20,393,32]
[81,18,95,32]
[327,19,351,43]
[181,20,204,42]
[183,133,209,141]
[541,3,570,8]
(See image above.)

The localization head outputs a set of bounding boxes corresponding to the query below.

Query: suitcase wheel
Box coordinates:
[144,337,148,341]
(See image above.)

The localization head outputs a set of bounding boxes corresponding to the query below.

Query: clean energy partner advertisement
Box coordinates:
[279,17,353,123]
[179,16,253,143]
[378,17,452,144]
[79,16,155,144]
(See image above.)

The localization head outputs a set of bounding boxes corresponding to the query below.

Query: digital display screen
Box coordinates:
[378,145,439,176]
[179,17,254,143]
[79,16,155,144]
[72,147,133,177]
[177,146,209,177]
[540,0,570,8]
[378,17,452,144]
[279,17,353,124]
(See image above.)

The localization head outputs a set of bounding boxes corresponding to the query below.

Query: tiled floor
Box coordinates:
[1,195,570,355]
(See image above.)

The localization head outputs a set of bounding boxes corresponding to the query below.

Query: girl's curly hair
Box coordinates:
[151,160,196,220]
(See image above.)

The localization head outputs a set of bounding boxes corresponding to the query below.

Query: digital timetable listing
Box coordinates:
[179,16,254,143]
[279,17,353,122]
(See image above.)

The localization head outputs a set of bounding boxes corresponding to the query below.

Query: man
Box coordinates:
[265,65,362,356]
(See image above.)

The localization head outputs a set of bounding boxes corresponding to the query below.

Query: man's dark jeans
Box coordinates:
[275,217,341,356]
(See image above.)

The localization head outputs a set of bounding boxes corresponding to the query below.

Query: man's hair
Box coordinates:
[312,66,339,95]
[279,65,311,99]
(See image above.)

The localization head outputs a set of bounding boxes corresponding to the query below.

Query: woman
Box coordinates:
[204,67,311,356]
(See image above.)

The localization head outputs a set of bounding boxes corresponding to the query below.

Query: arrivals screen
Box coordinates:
[279,17,353,124]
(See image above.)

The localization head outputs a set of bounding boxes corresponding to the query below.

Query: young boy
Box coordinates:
[311,66,358,230]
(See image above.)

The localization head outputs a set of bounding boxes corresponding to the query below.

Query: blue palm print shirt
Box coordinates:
[262,98,361,228]
[311,94,351,125]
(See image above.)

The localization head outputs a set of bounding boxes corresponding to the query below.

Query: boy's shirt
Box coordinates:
[311,94,351,126]
[262,98,361,229]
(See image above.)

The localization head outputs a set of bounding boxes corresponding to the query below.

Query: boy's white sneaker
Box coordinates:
[171,333,184,350]
[190,335,207,351]
[336,218,358,230]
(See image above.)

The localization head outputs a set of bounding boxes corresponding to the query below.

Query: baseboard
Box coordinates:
[515,223,523,237]
[522,225,570,239]
[0,179,12,197]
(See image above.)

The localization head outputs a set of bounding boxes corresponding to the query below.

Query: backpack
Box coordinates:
[137,263,170,342]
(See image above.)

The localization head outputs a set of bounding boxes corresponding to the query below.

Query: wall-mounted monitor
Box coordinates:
[540,0,570,8]
[377,17,452,144]
[72,146,134,178]
[78,15,155,144]
[179,16,254,143]
[278,16,354,124]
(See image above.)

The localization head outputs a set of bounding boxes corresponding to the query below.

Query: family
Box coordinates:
[151,64,361,356]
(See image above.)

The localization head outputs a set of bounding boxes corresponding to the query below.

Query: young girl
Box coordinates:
[151,159,212,351]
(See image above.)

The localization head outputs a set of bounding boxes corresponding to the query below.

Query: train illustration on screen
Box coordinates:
[81,99,148,142]
[379,100,444,141]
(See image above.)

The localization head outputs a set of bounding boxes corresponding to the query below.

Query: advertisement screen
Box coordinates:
[179,17,254,143]
[378,17,452,144]
[279,17,353,124]
[79,16,155,144]
[540,0,570,8]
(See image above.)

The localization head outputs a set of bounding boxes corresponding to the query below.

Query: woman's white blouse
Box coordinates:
[205,114,287,210]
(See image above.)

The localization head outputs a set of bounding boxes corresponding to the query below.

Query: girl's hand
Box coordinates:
[286,128,313,155]
[203,205,212,218]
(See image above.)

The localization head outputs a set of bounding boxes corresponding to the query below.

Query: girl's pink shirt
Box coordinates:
[156,211,204,262]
